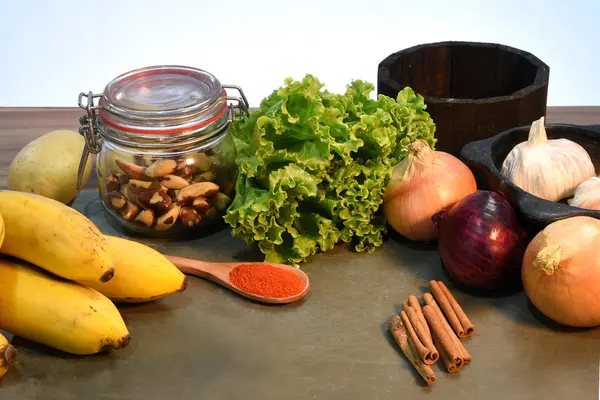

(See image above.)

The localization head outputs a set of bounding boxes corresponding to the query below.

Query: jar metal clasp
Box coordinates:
[76,91,103,191]
[223,85,250,119]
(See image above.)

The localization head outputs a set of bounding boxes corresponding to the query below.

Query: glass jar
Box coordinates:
[77,65,248,238]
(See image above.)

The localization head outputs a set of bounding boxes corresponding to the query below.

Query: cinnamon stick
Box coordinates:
[403,301,429,340]
[408,295,430,339]
[388,315,436,386]
[424,293,472,365]
[402,301,411,314]
[433,336,463,373]
[406,306,438,364]
[422,305,462,367]
[400,310,438,365]
[429,280,466,338]
[437,281,475,338]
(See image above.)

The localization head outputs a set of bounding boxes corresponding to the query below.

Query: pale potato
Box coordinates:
[8,130,93,204]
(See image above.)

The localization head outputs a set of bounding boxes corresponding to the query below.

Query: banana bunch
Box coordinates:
[0,190,188,363]
[0,332,16,379]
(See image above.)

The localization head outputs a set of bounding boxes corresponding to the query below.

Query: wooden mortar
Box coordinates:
[378,41,550,156]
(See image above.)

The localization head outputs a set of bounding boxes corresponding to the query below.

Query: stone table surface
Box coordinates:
[0,189,598,400]
[1,106,600,399]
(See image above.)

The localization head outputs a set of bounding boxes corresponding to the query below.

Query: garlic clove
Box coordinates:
[569,176,600,210]
[500,117,595,202]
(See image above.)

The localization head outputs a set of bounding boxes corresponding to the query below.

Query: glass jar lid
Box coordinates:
[97,65,231,136]
[103,65,221,116]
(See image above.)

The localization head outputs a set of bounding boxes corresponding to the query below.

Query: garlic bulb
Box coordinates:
[501,116,595,201]
[569,176,600,210]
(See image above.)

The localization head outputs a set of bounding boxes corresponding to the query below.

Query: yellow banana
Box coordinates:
[0,213,5,249]
[0,257,130,355]
[86,236,188,303]
[0,332,16,379]
[0,190,114,284]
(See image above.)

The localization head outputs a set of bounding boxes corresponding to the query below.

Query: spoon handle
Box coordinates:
[165,255,216,279]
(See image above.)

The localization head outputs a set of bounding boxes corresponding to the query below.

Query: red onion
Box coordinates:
[432,190,529,292]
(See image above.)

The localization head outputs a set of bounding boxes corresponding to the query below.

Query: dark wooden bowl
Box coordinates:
[378,41,550,156]
[460,124,600,236]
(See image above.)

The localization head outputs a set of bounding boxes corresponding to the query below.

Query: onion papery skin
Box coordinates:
[522,216,600,328]
[433,191,529,293]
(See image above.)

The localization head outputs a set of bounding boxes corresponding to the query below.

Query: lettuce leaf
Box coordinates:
[224,74,436,264]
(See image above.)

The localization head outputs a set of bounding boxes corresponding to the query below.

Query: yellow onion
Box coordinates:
[522,216,600,327]
[383,140,477,241]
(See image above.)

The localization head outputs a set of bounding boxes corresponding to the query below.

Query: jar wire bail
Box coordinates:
[76,91,103,190]
[223,85,250,119]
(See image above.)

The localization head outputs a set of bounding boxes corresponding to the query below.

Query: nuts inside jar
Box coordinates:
[101,153,234,232]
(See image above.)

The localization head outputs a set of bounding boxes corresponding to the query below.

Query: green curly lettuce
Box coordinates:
[224,74,436,264]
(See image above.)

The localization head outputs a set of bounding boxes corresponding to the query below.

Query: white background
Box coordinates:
[1,0,599,107]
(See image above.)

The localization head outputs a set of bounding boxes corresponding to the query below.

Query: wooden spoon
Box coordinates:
[165,255,310,304]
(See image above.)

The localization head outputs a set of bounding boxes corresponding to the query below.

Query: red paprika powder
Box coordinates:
[229,263,304,298]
